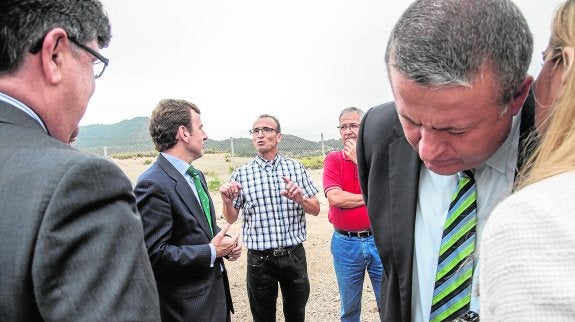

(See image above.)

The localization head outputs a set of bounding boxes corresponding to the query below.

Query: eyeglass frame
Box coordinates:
[337,123,360,131]
[249,127,279,135]
[68,37,109,79]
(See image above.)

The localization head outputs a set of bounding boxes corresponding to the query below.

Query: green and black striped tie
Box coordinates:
[430,170,477,322]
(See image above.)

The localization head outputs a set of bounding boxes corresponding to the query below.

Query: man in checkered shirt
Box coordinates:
[220,114,320,322]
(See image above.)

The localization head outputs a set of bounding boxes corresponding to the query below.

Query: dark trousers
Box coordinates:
[247,244,310,322]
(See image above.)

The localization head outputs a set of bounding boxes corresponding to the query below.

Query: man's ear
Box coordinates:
[177,125,188,143]
[561,47,574,85]
[40,28,69,85]
[509,75,534,116]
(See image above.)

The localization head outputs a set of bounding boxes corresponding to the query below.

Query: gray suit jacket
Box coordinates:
[135,154,233,322]
[0,101,160,321]
[356,95,535,322]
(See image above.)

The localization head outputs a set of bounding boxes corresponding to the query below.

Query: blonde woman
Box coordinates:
[480,0,575,320]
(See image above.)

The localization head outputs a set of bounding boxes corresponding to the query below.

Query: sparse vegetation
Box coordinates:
[207,176,222,192]
[299,156,325,170]
[112,151,158,159]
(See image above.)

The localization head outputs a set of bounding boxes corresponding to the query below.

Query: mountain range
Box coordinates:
[74,117,343,158]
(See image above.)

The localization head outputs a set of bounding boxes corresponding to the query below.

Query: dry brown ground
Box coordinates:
[113,154,381,322]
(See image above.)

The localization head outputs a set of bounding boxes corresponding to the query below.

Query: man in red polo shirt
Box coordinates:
[323,107,384,322]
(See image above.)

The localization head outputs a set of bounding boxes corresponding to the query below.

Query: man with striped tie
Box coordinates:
[356,0,536,321]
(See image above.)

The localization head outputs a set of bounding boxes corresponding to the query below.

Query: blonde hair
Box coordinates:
[517,0,575,189]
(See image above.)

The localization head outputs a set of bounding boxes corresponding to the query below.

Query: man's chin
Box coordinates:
[424,161,462,176]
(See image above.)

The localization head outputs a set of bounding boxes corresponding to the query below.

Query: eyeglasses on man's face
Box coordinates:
[68,37,109,79]
[249,127,278,135]
[337,123,360,131]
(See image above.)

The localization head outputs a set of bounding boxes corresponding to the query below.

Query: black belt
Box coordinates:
[249,244,302,257]
[335,228,372,238]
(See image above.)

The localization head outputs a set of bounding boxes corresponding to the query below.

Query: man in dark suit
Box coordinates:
[0,1,161,321]
[135,99,241,321]
[356,0,536,321]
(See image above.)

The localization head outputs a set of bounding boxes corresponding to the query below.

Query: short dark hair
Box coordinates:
[0,0,111,75]
[385,0,532,106]
[257,114,281,133]
[149,99,200,152]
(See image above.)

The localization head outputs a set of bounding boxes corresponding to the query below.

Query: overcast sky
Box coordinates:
[86,0,563,140]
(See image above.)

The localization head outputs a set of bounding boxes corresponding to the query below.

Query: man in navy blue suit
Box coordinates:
[135,99,242,321]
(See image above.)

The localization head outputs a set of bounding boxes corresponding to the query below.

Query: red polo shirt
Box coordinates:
[323,150,371,231]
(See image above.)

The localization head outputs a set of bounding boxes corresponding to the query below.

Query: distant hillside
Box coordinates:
[75,117,342,157]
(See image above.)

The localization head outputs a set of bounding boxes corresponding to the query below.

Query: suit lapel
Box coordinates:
[157,155,214,238]
[389,121,421,318]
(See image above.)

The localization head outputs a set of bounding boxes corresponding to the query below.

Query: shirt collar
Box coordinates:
[255,154,281,169]
[161,152,191,177]
[0,92,48,132]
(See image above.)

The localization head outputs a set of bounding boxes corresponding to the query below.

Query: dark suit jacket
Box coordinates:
[135,154,233,322]
[0,101,160,321]
[356,94,535,322]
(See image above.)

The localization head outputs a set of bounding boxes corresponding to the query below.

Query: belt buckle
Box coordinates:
[273,248,287,256]
[358,230,371,238]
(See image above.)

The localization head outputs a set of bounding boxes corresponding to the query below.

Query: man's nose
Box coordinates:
[417,129,444,161]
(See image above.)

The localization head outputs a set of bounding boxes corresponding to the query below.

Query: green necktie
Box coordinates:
[430,170,477,321]
[186,165,213,235]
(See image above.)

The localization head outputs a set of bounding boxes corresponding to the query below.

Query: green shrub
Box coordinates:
[298,156,324,170]
[207,176,222,192]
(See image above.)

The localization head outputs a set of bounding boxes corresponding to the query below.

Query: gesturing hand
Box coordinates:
[219,181,242,204]
[280,176,304,204]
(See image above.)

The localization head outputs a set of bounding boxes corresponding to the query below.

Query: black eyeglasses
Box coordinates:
[337,123,360,131]
[249,127,278,135]
[68,37,109,79]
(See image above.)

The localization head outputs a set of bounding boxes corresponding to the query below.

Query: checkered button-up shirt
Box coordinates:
[231,154,319,250]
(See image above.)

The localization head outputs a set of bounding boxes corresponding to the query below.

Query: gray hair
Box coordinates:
[0,0,111,75]
[257,114,281,133]
[339,107,364,121]
[385,0,532,106]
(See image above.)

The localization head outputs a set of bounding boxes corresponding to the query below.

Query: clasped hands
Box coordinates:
[212,223,242,261]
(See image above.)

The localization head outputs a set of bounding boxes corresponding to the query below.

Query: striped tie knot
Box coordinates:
[430,170,477,322]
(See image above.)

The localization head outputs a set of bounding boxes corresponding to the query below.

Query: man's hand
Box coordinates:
[212,224,239,258]
[344,138,357,164]
[225,238,243,261]
[219,181,242,204]
[280,176,305,204]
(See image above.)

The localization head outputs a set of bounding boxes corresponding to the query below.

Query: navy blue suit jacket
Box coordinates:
[135,154,233,321]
